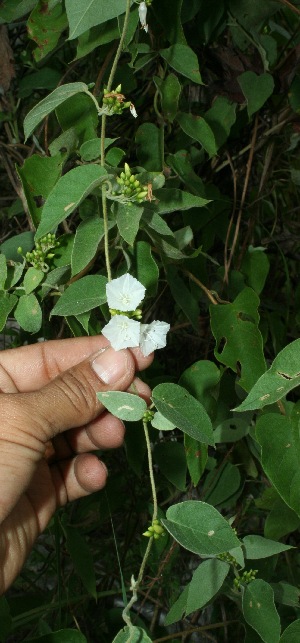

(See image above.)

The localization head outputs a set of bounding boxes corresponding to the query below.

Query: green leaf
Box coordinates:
[23,267,44,294]
[0,293,18,331]
[152,383,214,446]
[35,165,107,240]
[1,231,34,262]
[17,154,63,228]
[176,112,217,157]
[0,254,7,290]
[14,293,42,333]
[151,412,176,431]
[167,151,205,196]
[186,559,230,616]
[65,526,96,599]
[134,241,159,297]
[96,391,147,421]
[115,202,143,246]
[162,501,241,555]
[80,137,118,162]
[51,275,107,317]
[76,19,120,60]
[242,580,280,643]
[256,414,300,517]
[272,583,300,608]
[210,287,266,392]
[264,498,300,541]
[106,147,125,167]
[153,188,210,214]
[112,627,152,643]
[166,265,199,332]
[241,246,270,295]
[280,621,300,643]
[238,72,275,118]
[24,82,94,141]
[66,0,133,40]
[214,418,250,443]
[27,630,88,643]
[71,215,105,277]
[235,338,300,412]
[154,442,187,491]
[160,44,202,84]
[184,435,207,487]
[155,0,186,45]
[27,0,68,62]
[153,74,181,123]
[0,0,37,22]
[242,535,293,560]
[202,462,241,508]
[0,596,11,643]
[136,123,162,171]
[179,360,220,414]
[56,93,98,144]
[164,585,189,626]
[205,97,237,149]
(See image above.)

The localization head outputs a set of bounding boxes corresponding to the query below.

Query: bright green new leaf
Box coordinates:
[238,72,275,118]
[35,165,107,240]
[51,275,107,317]
[152,383,214,445]
[115,202,143,246]
[14,293,42,333]
[154,442,187,491]
[279,621,300,643]
[162,501,241,555]
[97,391,147,421]
[160,44,202,84]
[242,580,280,643]
[23,267,44,295]
[112,626,152,643]
[186,559,230,616]
[66,0,133,40]
[242,535,293,560]
[177,112,217,157]
[210,287,266,392]
[65,526,96,599]
[24,82,95,141]
[235,338,300,411]
[256,414,300,517]
[71,216,105,277]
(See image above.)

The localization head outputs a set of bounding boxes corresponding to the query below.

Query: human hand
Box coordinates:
[0,336,153,594]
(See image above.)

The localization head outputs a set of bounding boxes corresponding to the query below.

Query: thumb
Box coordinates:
[20,345,136,443]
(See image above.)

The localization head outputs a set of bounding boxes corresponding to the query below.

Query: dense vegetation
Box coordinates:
[1,1,300,641]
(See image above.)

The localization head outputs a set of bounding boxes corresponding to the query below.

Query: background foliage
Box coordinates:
[1,0,300,641]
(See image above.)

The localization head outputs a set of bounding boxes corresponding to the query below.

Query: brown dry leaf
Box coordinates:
[0,25,15,93]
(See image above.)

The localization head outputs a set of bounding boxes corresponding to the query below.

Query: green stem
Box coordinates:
[100,0,132,281]
[143,418,158,521]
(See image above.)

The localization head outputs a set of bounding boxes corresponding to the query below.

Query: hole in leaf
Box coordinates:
[237,312,255,323]
[33,195,45,208]
[277,371,293,380]
[236,361,242,377]
[217,336,227,353]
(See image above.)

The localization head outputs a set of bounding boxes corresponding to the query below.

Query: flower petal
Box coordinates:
[106,274,146,311]
[102,315,141,351]
[139,320,170,356]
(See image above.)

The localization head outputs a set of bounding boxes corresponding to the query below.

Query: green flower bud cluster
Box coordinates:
[102,85,131,115]
[21,233,59,272]
[109,308,143,320]
[143,519,166,540]
[143,409,155,422]
[116,163,148,203]
[218,552,237,565]
[233,569,258,590]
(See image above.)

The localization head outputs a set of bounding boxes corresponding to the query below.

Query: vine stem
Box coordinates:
[100,0,132,282]
[122,419,158,631]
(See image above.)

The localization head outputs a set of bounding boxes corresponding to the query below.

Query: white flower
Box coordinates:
[130,103,138,118]
[138,1,148,32]
[139,320,170,357]
[102,315,141,351]
[106,273,146,311]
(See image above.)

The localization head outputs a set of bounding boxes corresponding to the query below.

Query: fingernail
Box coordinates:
[91,347,128,385]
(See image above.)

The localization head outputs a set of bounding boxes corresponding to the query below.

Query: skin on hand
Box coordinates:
[0,336,153,594]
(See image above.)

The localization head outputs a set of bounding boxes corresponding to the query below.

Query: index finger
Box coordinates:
[0,336,153,393]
